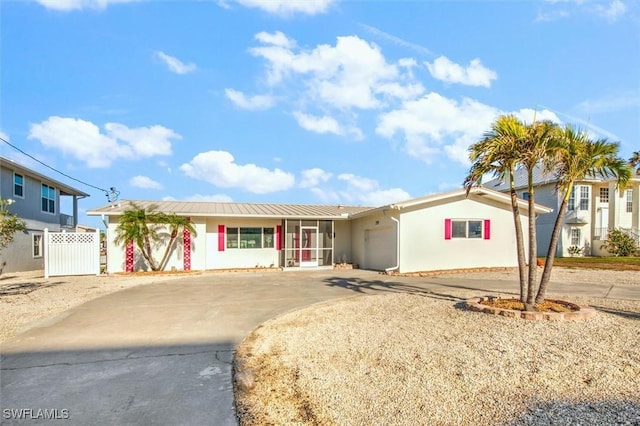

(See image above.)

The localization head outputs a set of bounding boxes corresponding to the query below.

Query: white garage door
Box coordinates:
[364,227,396,271]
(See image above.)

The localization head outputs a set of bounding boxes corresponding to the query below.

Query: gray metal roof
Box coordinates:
[483,163,622,192]
[1,156,90,197]
[87,199,374,219]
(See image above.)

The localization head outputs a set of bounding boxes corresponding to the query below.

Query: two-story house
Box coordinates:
[486,164,640,257]
[0,156,89,273]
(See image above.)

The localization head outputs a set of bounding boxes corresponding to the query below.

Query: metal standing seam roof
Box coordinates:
[483,163,625,192]
[86,200,375,219]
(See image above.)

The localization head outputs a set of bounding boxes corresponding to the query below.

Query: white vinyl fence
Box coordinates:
[44,228,101,278]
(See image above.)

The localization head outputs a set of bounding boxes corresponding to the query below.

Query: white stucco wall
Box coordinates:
[397,195,532,273]
[105,218,207,273]
[333,220,353,264]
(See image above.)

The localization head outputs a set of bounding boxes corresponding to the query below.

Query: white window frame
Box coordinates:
[579,186,590,211]
[570,228,581,246]
[13,173,24,199]
[568,186,576,211]
[627,190,633,213]
[451,219,483,239]
[226,227,275,249]
[599,187,609,204]
[33,233,43,258]
[41,183,56,214]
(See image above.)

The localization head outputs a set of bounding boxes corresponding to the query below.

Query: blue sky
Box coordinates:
[1,0,639,228]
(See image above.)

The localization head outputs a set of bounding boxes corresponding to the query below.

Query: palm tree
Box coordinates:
[535,128,632,303]
[464,115,528,302]
[518,119,560,305]
[630,151,640,175]
[114,203,196,272]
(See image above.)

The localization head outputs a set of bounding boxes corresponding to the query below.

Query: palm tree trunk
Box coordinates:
[526,169,537,305]
[508,169,527,302]
[158,227,178,271]
[536,185,571,303]
[143,235,159,271]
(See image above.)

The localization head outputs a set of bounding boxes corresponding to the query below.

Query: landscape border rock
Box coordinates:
[465,296,597,321]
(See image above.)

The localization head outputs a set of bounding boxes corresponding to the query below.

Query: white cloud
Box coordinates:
[377,94,562,165]
[28,116,179,168]
[293,112,363,139]
[130,175,163,190]
[36,0,138,11]
[513,108,562,125]
[426,56,497,88]
[299,168,332,188]
[225,89,276,110]
[179,150,295,194]
[250,33,417,109]
[254,31,296,48]
[376,92,500,164]
[155,51,197,75]
[231,0,334,16]
[104,122,176,157]
[337,174,410,205]
[593,0,626,21]
[358,23,434,57]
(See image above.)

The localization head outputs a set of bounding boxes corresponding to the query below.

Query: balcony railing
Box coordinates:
[593,227,639,245]
[60,213,74,228]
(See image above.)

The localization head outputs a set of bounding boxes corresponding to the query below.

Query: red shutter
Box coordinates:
[444,219,451,240]
[218,225,225,251]
[276,225,282,251]
[484,219,491,240]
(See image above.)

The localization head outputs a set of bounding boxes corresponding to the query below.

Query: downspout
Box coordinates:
[383,208,400,273]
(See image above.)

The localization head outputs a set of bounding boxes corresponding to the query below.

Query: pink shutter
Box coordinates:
[218,225,225,251]
[276,225,282,251]
[125,240,134,272]
[484,219,491,240]
[444,219,451,240]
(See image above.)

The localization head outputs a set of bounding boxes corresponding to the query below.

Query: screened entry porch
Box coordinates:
[282,220,334,268]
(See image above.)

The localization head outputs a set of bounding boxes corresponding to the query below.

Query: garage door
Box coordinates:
[364,227,396,271]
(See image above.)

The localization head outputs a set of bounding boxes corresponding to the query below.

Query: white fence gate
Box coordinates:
[44,228,101,278]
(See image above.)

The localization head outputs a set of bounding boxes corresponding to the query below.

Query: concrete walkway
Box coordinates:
[1,270,638,425]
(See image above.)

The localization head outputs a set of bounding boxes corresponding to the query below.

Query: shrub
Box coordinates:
[601,229,639,257]
[567,245,584,256]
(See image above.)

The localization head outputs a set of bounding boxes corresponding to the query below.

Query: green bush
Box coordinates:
[601,229,639,257]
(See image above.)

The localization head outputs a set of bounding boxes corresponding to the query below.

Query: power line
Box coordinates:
[1,136,119,201]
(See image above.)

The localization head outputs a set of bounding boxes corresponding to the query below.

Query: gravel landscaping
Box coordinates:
[234,270,640,426]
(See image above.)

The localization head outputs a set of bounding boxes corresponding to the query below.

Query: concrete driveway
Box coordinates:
[1,269,638,425]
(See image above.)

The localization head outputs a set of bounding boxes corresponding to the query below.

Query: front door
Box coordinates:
[300,226,319,267]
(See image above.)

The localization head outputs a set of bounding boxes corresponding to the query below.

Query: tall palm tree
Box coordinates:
[114,203,196,272]
[464,115,528,302]
[518,119,560,304]
[535,127,632,303]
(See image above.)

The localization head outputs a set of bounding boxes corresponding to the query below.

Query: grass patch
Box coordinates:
[541,256,640,271]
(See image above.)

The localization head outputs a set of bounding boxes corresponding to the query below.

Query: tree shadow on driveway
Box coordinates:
[322,276,466,302]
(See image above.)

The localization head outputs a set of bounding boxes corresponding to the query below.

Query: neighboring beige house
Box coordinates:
[485,165,640,257]
[88,187,551,274]
[0,156,89,272]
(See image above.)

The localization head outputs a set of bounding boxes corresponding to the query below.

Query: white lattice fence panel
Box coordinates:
[45,229,101,278]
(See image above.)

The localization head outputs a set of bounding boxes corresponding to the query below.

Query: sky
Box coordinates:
[1,0,639,229]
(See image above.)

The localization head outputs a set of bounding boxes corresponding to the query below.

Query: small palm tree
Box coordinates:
[535,127,632,303]
[464,114,528,302]
[114,203,196,272]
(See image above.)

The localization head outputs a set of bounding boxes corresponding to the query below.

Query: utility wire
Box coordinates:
[1,136,112,196]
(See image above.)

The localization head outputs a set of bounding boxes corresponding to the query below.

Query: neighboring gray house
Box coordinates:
[485,164,640,257]
[0,156,89,273]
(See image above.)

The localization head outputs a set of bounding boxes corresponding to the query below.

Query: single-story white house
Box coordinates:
[87,187,552,274]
